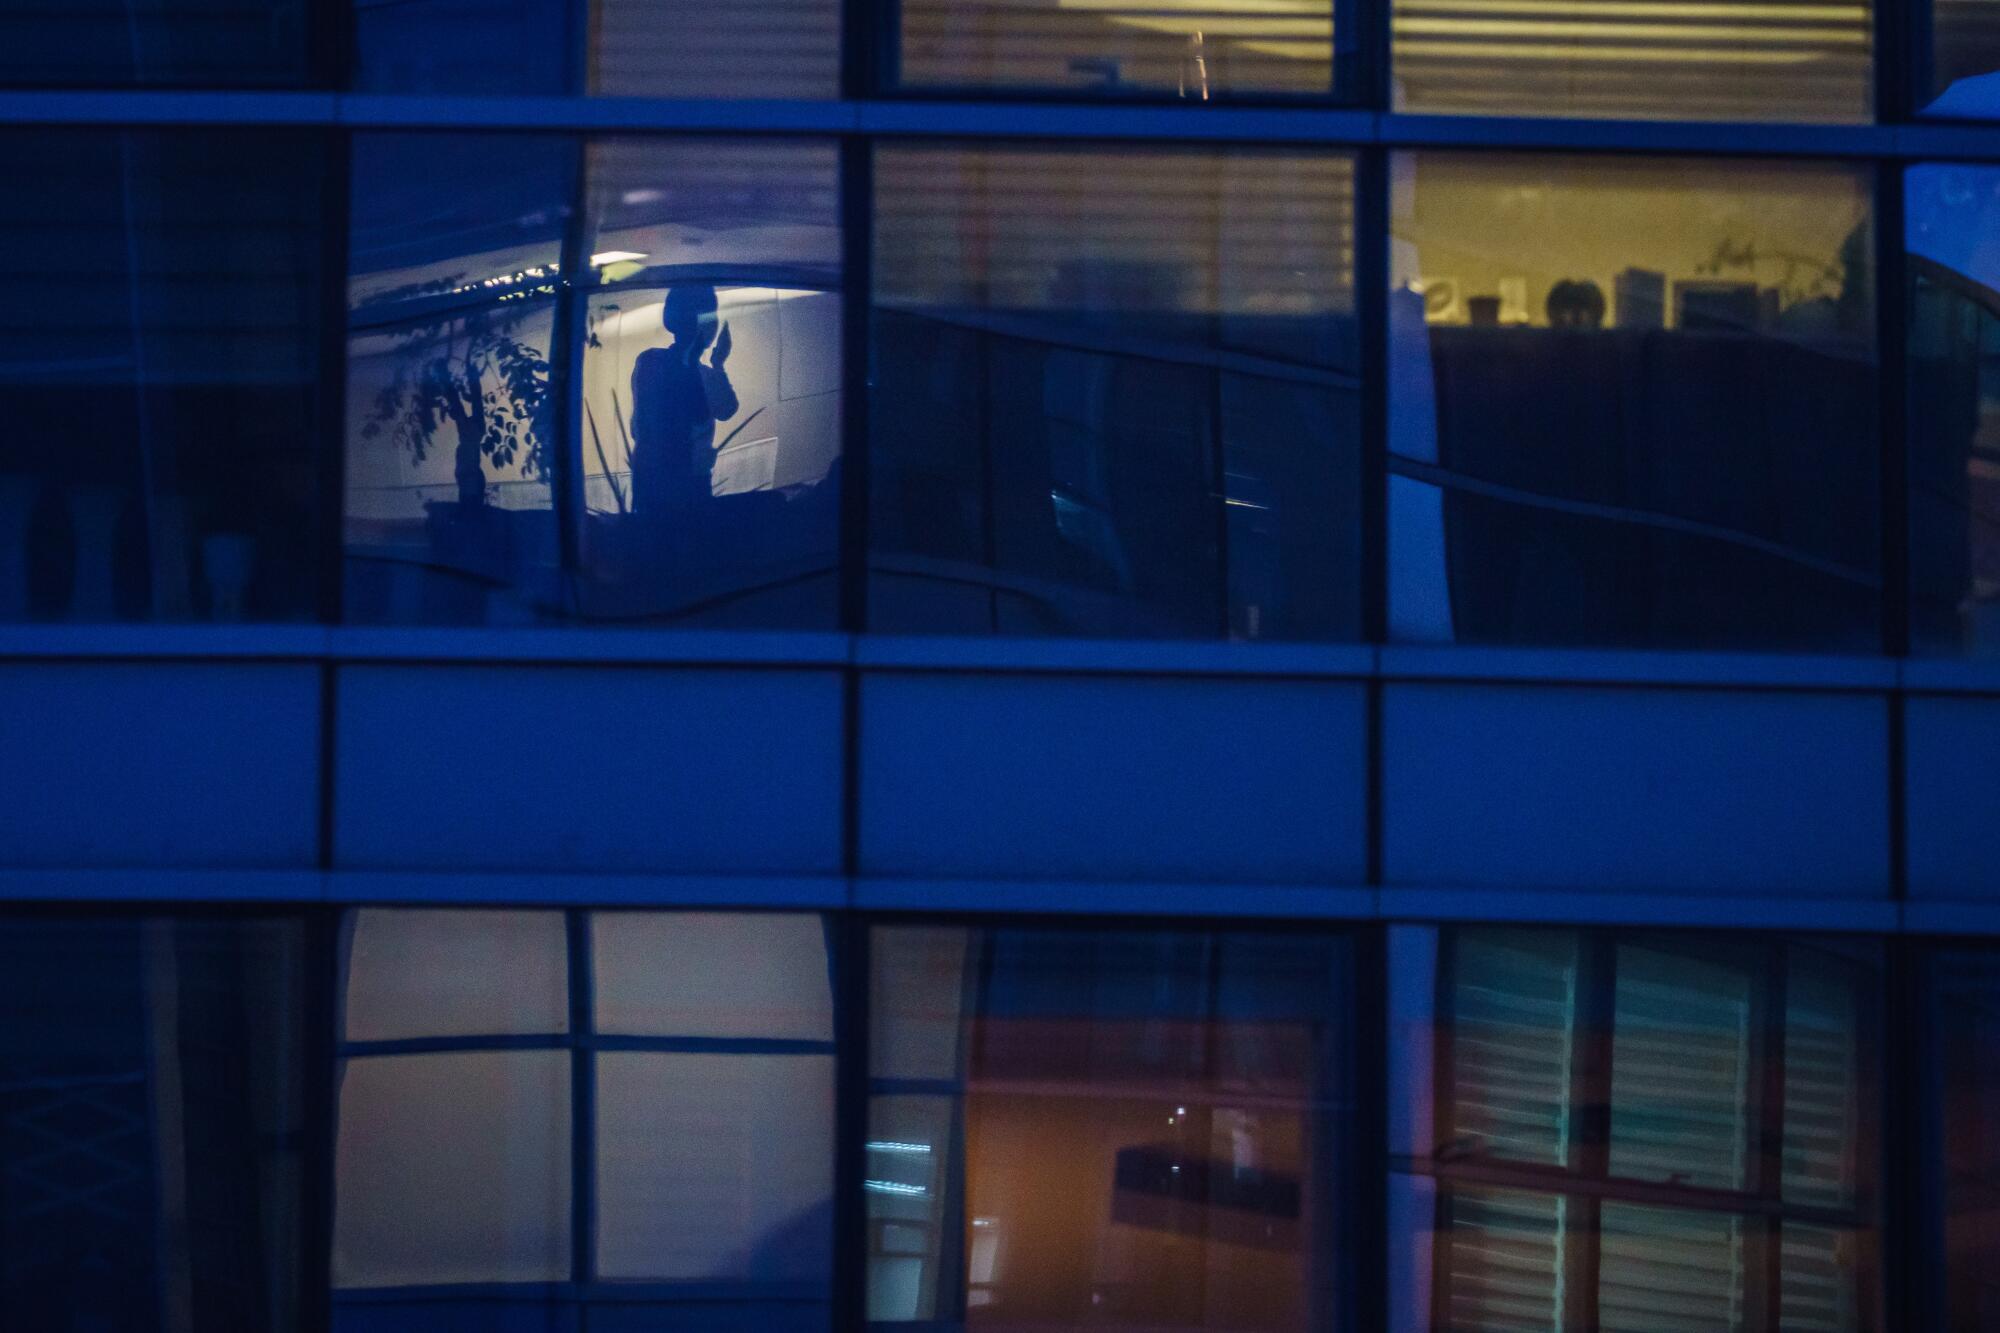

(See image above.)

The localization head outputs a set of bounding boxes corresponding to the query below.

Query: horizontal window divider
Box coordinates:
[853,877,1380,918]
[1,95,1996,159]
[1376,887,1902,933]
[1378,645,1901,692]
[326,870,851,908]
[589,1034,837,1054]
[1397,1156,1868,1226]
[332,1280,830,1303]
[340,1033,570,1056]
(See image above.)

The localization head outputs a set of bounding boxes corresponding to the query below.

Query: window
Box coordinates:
[1921,0,2000,117]
[1388,152,1879,651]
[331,908,838,1329]
[886,0,1353,96]
[1389,0,1873,122]
[1908,163,2000,653]
[0,0,309,87]
[344,134,843,628]
[0,129,328,624]
[1921,947,2000,1329]
[870,142,1361,640]
[866,923,1359,1328]
[0,913,310,1331]
[1388,927,1881,1332]
[352,0,839,96]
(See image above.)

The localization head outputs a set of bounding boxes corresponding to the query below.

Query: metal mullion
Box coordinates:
[831,913,871,1332]
[335,1033,573,1058]
[1747,940,1792,1333]
[1883,936,1928,1333]
[549,139,592,620]
[568,908,597,1290]
[839,135,874,636]
[1563,933,1616,1333]
[1355,144,1389,652]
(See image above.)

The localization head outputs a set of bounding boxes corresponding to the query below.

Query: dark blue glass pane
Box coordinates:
[0,915,307,1332]
[0,130,326,622]
[1388,153,1880,652]
[0,0,309,87]
[869,143,1361,641]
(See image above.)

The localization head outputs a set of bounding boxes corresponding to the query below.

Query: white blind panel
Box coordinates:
[875,144,1354,321]
[897,0,1335,95]
[1608,947,1753,1192]
[592,0,840,97]
[1445,1187,1568,1329]
[1446,931,1576,1166]
[1391,0,1872,123]
[1599,1202,1747,1333]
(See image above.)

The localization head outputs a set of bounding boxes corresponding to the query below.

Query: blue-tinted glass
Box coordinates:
[1908,164,2000,653]
[0,914,306,1331]
[1389,153,1879,652]
[1389,927,1880,1333]
[1923,0,2000,116]
[344,134,841,628]
[0,130,325,623]
[866,923,1354,1329]
[352,0,838,96]
[0,0,308,87]
[1926,949,2000,1328]
[870,143,1360,641]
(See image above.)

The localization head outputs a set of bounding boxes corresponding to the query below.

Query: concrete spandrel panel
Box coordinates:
[0,662,319,868]
[1383,683,1888,897]
[859,672,1367,883]
[335,665,842,874]
[1907,695,2000,900]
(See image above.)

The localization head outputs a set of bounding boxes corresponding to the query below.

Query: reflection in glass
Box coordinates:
[1924,949,2000,1328]
[0,131,325,623]
[1390,0,1872,122]
[867,925,1355,1328]
[1388,926,1880,1332]
[0,0,308,86]
[331,908,835,1329]
[0,915,307,1329]
[1388,153,1879,651]
[893,0,1336,96]
[871,143,1360,640]
[1908,164,2000,652]
[353,0,838,96]
[344,134,841,628]
[1923,0,2000,117]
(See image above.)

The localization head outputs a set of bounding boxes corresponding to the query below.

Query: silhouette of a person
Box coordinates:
[629,284,738,519]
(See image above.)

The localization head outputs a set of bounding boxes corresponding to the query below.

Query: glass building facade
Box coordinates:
[3,2,2000,1331]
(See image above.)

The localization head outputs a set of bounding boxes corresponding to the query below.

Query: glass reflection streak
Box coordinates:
[867,925,1354,1329]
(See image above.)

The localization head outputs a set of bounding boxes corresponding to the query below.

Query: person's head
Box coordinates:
[1546,278,1606,330]
[663,284,720,351]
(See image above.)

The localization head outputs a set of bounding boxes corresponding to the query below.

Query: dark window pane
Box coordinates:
[1925,949,2000,1328]
[892,0,1339,97]
[1388,153,1879,652]
[867,923,1355,1329]
[1908,164,2000,652]
[0,914,307,1331]
[344,134,842,628]
[871,143,1360,640]
[0,130,325,623]
[332,908,835,1331]
[1392,0,1872,122]
[0,0,308,87]
[353,0,838,96]
[1389,926,1881,1332]
[1924,0,2000,116]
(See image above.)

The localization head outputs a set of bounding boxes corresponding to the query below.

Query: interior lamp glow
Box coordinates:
[590,250,649,266]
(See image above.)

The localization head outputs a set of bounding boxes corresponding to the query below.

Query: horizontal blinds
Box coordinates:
[897,0,1335,95]
[591,0,839,98]
[1599,1201,1747,1333]
[1608,946,1752,1193]
[1446,930,1575,1166]
[1391,0,1872,122]
[874,144,1354,320]
[1444,1187,1568,1329]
